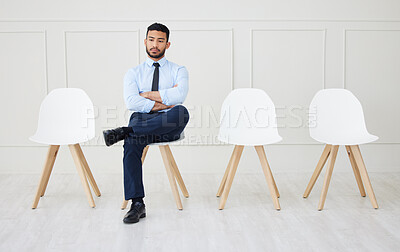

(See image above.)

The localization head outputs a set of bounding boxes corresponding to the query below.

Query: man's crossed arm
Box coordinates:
[139,84,178,111]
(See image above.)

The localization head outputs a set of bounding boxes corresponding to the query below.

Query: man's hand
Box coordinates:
[151,102,174,112]
[140,91,162,103]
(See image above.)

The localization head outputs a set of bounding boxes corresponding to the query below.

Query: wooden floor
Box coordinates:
[0,172,399,251]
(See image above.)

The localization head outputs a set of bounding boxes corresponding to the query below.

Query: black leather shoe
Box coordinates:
[103,127,126,146]
[123,202,146,224]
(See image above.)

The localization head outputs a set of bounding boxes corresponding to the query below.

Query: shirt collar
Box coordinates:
[146,56,167,67]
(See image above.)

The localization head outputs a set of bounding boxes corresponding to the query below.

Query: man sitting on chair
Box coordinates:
[103,23,189,224]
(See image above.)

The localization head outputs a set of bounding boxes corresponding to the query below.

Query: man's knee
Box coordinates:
[172,104,188,113]
[172,105,189,124]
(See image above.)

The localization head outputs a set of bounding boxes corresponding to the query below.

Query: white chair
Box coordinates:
[217,88,282,210]
[121,133,189,210]
[30,88,100,208]
[303,88,379,210]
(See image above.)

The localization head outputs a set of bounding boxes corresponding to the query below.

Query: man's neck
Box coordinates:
[148,55,165,62]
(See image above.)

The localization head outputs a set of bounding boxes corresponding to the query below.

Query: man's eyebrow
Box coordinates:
[148,36,166,40]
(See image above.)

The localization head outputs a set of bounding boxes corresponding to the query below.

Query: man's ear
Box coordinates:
[166,42,171,49]
[144,38,147,46]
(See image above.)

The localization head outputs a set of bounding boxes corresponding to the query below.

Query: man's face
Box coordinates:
[145,30,170,59]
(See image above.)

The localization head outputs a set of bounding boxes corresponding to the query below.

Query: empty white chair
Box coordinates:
[30,88,100,208]
[121,133,189,210]
[303,88,379,210]
[217,88,282,210]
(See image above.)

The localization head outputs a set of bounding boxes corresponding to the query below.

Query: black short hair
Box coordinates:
[146,23,170,42]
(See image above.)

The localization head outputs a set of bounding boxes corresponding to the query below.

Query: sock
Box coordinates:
[122,127,133,135]
[132,197,144,204]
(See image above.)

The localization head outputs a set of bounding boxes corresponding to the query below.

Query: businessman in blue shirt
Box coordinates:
[103,23,189,224]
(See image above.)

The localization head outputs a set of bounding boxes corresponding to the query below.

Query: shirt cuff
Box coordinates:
[159,89,169,106]
[143,99,156,113]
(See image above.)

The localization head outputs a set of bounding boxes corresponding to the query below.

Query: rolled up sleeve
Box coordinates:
[123,70,155,113]
[159,66,189,106]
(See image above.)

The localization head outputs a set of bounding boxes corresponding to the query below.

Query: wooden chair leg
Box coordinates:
[318,145,339,210]
[254,146,281,210]
[272,173,280,198]
[303,144,331,198]
[142,145,149,162]
[216,146,237,197]
[350,145,378,209]
[121,200,129,210]
[76,144,101,197]
[69,144,95,208]
[159,145,183,210]
[219,145,244,210]
[121,145,150,210]
[262,150,280,198]
[40,145,60,197]
[32,145,60,209]
[165,145,189,198]
[345,145,366,197]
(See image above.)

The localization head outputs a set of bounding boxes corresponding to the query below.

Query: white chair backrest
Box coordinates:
[309,89,377,145]
[30,88,95,145]
[218,88,282,146]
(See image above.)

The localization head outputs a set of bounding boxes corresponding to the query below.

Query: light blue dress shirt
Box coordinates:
[123,57,189,113]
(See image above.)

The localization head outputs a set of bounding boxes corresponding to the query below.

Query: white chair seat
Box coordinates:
[150,132,185,146]
[30,134,93,146]
[312,133,378,146]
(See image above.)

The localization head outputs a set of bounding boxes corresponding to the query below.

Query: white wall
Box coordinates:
[0,0,399,175]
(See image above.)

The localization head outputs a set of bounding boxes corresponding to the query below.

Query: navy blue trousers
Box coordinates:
[123,105,189,200]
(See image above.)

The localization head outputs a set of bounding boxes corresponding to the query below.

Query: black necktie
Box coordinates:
[151,62,160,91]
